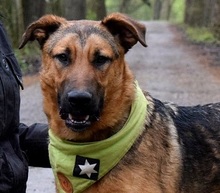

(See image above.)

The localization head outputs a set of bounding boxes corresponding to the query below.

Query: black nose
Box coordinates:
[67,91,92,106]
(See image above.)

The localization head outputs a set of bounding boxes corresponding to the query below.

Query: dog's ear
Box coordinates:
[19,15,67,49]
[101,13,147,52]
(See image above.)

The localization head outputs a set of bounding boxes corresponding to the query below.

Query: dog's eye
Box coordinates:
[93,55,111,67]
[55,53,69,65]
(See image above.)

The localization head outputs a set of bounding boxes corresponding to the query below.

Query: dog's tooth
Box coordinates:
[68,114,73,120]
[68,114,90,124]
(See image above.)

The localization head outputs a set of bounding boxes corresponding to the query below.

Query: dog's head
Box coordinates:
[20,13,147,141]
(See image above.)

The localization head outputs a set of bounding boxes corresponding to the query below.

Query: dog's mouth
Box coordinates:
[68,114,90,125]
[65,114,91,132]
[58,89,103,132]
[59,99,103,132]
[59,111,96,132]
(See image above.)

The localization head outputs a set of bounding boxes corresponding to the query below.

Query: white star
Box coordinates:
[78,159,98,178]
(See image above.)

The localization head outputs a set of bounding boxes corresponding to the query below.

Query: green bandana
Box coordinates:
[49,83,148,193]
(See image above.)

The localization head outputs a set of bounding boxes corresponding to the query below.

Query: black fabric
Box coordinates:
[0,22,22,138]
[0,21,28,193]
[0,137,28,193]
[0,21,49,193]
[19,123,50,168]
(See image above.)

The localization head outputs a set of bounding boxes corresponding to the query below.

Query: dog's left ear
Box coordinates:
[101,13,147,52]
[19,15,67,49]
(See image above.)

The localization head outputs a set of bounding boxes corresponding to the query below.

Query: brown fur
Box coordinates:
[20,13,220,193]
[19,14,143,142]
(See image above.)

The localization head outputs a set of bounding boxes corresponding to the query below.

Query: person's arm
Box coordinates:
[19,123,50,168]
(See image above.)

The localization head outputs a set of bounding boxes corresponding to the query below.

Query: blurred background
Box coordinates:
[0,0,219,75]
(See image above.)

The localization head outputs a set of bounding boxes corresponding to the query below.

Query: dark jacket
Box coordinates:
[0,21,49,193]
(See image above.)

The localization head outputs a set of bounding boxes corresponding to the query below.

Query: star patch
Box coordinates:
[73,155,100,181]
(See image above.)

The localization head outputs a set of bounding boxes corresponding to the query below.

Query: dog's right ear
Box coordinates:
[101,13,147,52]
[19,15,67,49]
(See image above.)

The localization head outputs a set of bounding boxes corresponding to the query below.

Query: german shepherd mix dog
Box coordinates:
[20,13,220,193]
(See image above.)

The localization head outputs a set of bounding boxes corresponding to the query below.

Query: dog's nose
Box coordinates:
[67,91,92,106]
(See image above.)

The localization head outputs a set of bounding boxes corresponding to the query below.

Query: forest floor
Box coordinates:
[20,21,220,193]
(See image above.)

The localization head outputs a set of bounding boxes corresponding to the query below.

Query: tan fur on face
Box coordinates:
[40,29,135,141]
[19,13,147,141]
[20,15,144,142]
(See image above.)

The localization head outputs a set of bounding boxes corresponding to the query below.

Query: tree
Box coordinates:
[153,0,162,20]
[203,0,215,27]
[22,0,46,28]
[184,0,218,28]
[46,0,63,16]
[93,0,107,20]
[160,0,176,20]
[211,0,220,40]
[185,0,207,27]
[119,0,130,13]
[15,0,24,46]
[119,0,151,16]
[62,0,86,20]
[184,0,220,41]
[0,0,24,46]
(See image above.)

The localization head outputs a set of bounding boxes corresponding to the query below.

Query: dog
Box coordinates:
[19,13,220,193]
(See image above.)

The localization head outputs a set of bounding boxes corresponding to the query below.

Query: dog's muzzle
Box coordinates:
[58,90,103,132]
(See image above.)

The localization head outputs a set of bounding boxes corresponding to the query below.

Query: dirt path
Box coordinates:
[128,21,220,105]
[20,21,220,193]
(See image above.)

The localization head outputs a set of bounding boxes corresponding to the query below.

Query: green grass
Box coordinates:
[185,26,218,43]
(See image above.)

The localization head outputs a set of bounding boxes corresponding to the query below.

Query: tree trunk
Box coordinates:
[203,0,214,27]
[47,0,63,16]
[119,0,130,13]
[153,0,162,20]
[63,0,86,20]
[211,0,220,40]
[5,0,17,45]
[15,0,24,46]
[22,0,46,28]
[184,0,205,27]
[184,0,190,24]
[93,0,107,20]
[161,0,174,20]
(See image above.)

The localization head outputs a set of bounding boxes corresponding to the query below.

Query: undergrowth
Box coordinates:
[184,26,220,44]
[14,43,41,75]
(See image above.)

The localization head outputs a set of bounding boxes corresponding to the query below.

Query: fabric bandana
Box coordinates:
[49,82,148,193]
